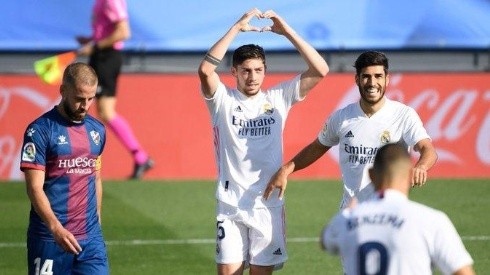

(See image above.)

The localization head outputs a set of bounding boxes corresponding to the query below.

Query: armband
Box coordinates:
[204,53,221,66]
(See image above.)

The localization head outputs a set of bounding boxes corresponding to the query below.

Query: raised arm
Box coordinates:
[412,138,438,186]
[24,169,82,255]
[261,10,329,98]
[198,8,262,98]
[264,138,330,199]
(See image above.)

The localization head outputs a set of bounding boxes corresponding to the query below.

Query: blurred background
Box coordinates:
[1,0,489,180]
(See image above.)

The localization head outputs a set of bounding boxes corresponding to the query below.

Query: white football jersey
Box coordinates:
[318,98,430,208]
[322,189,474,275]
[204,75,302,209]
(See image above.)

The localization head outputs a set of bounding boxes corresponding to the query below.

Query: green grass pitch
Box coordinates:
[0,179,488,274]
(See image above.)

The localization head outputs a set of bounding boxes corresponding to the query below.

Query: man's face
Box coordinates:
[232,58,266,97]
[356,65,389,106]
[61,82,97,122]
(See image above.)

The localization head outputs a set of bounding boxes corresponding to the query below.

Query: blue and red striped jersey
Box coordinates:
[20,107,106,241]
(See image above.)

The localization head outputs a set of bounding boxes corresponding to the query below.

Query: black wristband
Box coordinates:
[204,53,221,66]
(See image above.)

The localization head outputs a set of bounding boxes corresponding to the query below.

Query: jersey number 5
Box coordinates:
[216,220,225,240]
[358,242,389,275]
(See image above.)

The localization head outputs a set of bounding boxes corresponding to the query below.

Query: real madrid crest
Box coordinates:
[263,103,274,115]
[380,130,391,144]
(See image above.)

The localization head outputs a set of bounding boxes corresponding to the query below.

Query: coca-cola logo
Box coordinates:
[1,74,488,180]
[0,85,60,180]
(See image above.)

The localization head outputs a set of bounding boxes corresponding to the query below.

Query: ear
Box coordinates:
[386,73,390,86]
[368,167,375,183]
[231,66,237,77]
[355,74,360,86]
[59,84,65,96]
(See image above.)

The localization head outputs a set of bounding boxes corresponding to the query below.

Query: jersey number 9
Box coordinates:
[358,242,388,275]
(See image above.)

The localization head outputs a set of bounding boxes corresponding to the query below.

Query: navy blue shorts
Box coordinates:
[89,48,123,98]
[27,235,109,275]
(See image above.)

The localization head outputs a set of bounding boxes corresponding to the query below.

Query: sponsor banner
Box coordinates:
[1,73,489,180]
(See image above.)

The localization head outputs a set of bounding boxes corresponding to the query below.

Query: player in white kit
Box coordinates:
[198,8,328,275]
[264,51,438,208]
[321,143,475,275]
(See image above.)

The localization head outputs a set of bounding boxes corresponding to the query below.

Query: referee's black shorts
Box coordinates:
[89,48,123,98]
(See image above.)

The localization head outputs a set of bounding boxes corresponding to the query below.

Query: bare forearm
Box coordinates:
[291,139,329,172]
[28,188,63,233]
[96,173,103,223]
[208,25,240,61]
[416,151,437,170]
[283,29,328,77]
[412,139,438,186]
[415,144,438,171]
[198,24,240,79]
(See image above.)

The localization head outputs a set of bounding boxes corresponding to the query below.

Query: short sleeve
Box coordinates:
[431,213,474,274]
[203,81,227,126]
[20,123,49,171]
[318,113,340,147]
[105,0,128,22]
[403,107,430,147]
[322,210,349,255]
[267,74,302,110]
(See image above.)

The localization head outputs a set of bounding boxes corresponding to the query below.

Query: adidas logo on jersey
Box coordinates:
[345,131,354,138]
[234,106,243,112]
[273,248,282,255]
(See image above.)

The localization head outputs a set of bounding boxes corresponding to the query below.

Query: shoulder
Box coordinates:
[405,200,448,222]
[85,115,105,129]
[329,102,358,121]
[267,75,301,93]
[386,98,417,115]
[27,110,57,132]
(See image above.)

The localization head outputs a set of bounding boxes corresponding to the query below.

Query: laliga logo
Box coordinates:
[328,74,490,165]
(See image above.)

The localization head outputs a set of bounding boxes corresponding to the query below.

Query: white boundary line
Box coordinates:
[0,236,488,248]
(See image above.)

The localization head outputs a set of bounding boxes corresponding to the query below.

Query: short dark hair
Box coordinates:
[232,44,266,67]
[354,51,389,75]
[372,143,410,175]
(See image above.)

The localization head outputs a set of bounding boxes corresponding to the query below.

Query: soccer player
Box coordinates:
[198,8,328,275]
[321,143,475,275]
[77,0,153,179]
[20,63,109,275]
[264,51,438,208]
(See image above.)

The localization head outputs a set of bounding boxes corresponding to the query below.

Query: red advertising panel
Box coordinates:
[1,73,489,180]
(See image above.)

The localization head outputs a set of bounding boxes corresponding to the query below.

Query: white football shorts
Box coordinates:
[215,201,287,269]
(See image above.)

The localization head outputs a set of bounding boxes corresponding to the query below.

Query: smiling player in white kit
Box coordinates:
[264,51,438,209]
[198,8,328,275]
[321,143,475,275]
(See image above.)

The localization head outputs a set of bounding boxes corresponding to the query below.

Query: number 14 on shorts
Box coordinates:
[34,258,53,275]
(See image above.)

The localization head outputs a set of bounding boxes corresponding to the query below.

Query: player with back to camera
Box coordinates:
[321,143,475,275]
[20,63,109,275]
[198,8,329,275]
[77,0,153,179]
[264,51,438,208]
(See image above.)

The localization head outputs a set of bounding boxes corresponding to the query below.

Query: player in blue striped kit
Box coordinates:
[20,63,109,275]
